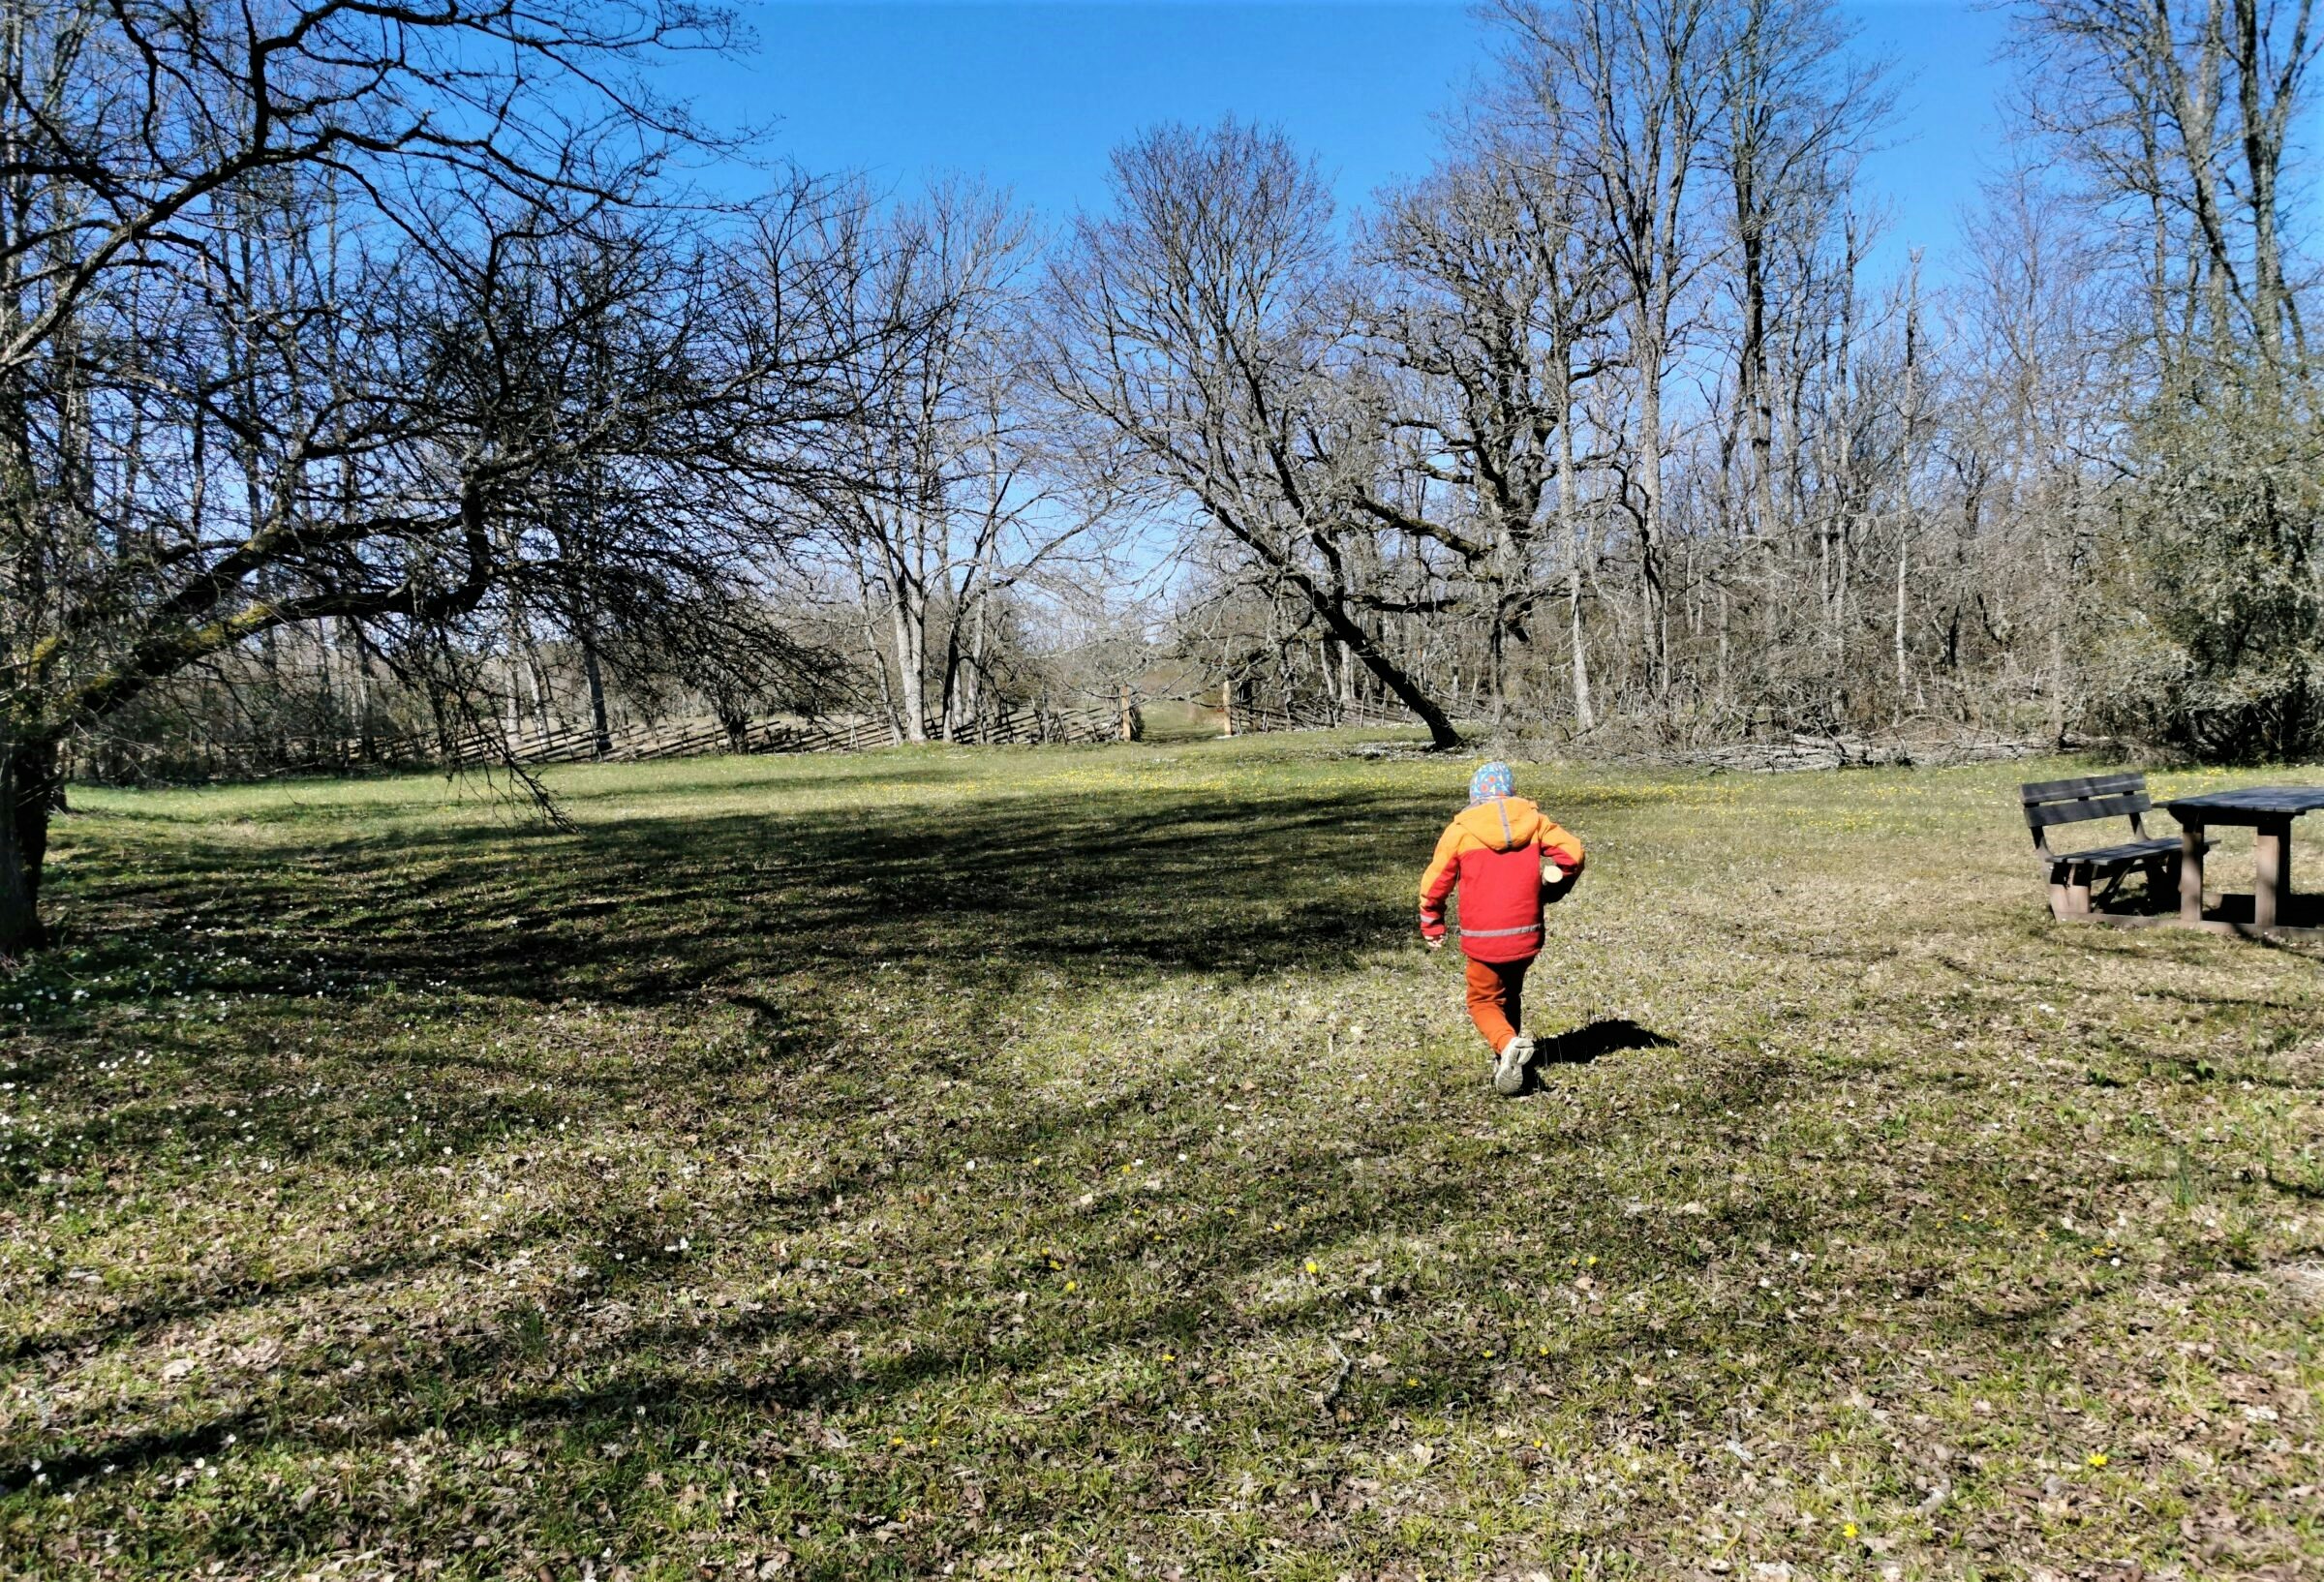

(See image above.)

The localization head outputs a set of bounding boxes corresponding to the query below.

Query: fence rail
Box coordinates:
[1224,696,1424,736]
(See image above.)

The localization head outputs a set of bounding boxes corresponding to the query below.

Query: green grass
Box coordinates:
[2,736,2319,1579]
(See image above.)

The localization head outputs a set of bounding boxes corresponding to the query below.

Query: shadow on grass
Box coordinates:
[0,762,2150,1574]
[2,1093,1841,1515]
[47,778,1455,1014]
[1535,1018,1675,1068]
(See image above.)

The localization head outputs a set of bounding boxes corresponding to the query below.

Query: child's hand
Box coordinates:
[1425,934,1445,951]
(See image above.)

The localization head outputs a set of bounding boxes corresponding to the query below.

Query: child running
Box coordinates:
[1418,761,1586,1095]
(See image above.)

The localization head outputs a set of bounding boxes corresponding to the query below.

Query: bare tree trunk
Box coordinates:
[582,629,612,758]
[891,579,929,743]
[860,610,902,740]
[937,572,985,744]
[1252,557,1461,745]
[1717,582,1731,710]
[1342,613,1462,746]
[2038,465,2069,745]
[1893,540,1909,708]
[1895,254,1922,716]
[961,591,990,733]
[528,636,552,743]
[1636,320,1670,699]
[505,599,531,745]
[0,737,58,954]
[1559,350,1596,731]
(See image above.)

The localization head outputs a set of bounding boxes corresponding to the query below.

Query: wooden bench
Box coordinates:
[2022,773,2204,920]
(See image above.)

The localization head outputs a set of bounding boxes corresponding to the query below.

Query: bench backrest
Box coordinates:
[2020,773,2151,848]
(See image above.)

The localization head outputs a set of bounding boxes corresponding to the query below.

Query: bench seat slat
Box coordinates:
[2027,792,2153,828]
[2035,837,2186,870]
[2021,773,2146,805]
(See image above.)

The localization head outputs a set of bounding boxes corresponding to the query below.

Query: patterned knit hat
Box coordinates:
[1468,760,1514,805]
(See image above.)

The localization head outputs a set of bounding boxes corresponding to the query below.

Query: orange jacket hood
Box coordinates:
[1447,795,1558,854]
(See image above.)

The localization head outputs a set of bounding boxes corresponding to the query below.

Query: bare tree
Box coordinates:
[0,0,909,948]
[2011,0,2323,754]
[1949,169,2119,743]
[1500,0,1731,699]
[793,181,1111,743]
[1359,125,1619,729]
[1042,120,1461,746]
[2013,0,2316,383]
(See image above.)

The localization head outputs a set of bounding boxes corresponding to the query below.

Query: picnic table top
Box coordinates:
[2161,785,2324,818]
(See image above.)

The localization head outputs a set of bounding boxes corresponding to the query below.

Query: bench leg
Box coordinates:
[2047,861,2074,920]
[2255,818,2289,930]
[2180,822,2207,923]
[2064,862,2094,918]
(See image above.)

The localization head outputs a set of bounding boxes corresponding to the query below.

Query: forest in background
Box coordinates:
[1,0,2318,946]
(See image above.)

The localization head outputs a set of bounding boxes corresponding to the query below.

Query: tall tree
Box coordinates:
[1500,0,1731,699]
[1043,120,1462,747]
[798,181,1100,743]
[2015,0,2323,754]
[1360,127,1618,728]
[2015,0,2317,383]
[0,0,890,949]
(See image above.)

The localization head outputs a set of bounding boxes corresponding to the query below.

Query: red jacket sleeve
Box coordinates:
[1418,823,1463,940]
[1538,817,1584,877]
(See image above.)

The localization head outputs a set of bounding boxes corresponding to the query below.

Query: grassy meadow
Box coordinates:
[1,736,2319,1579]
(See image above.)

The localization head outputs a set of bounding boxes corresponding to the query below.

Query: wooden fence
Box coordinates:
[1223,695,1425,736]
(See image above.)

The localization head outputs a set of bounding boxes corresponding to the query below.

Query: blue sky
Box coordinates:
[670,0,2023,285]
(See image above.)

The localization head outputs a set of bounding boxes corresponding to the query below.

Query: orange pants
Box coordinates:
[1463,956,1531,1051]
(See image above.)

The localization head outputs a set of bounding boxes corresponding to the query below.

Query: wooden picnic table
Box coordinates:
[2161,785,2324,933]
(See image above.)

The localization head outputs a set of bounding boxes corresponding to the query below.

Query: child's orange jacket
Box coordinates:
[1418,796,1584,962]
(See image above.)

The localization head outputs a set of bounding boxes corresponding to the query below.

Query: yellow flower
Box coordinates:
[1304,1260,1320,1275]
[1843,1521,1858,1539]
[1161,1352,1176,1363]
[2088,1451,2109,1469]
[1585,1255,1599,1266]
[1063,1279,1078,1293]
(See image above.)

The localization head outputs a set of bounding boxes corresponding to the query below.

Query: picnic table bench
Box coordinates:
[2024,774,2324,936]
[2021,773,2200,920]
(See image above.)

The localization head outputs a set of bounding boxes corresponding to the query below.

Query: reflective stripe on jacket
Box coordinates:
[1417,796,1584,963]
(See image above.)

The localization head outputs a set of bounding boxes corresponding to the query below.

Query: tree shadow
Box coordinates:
[0,1077,1849,1506]
[2,760,2182,1574]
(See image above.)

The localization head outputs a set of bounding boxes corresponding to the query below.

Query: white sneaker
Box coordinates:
[1492,1033,1535,1096]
